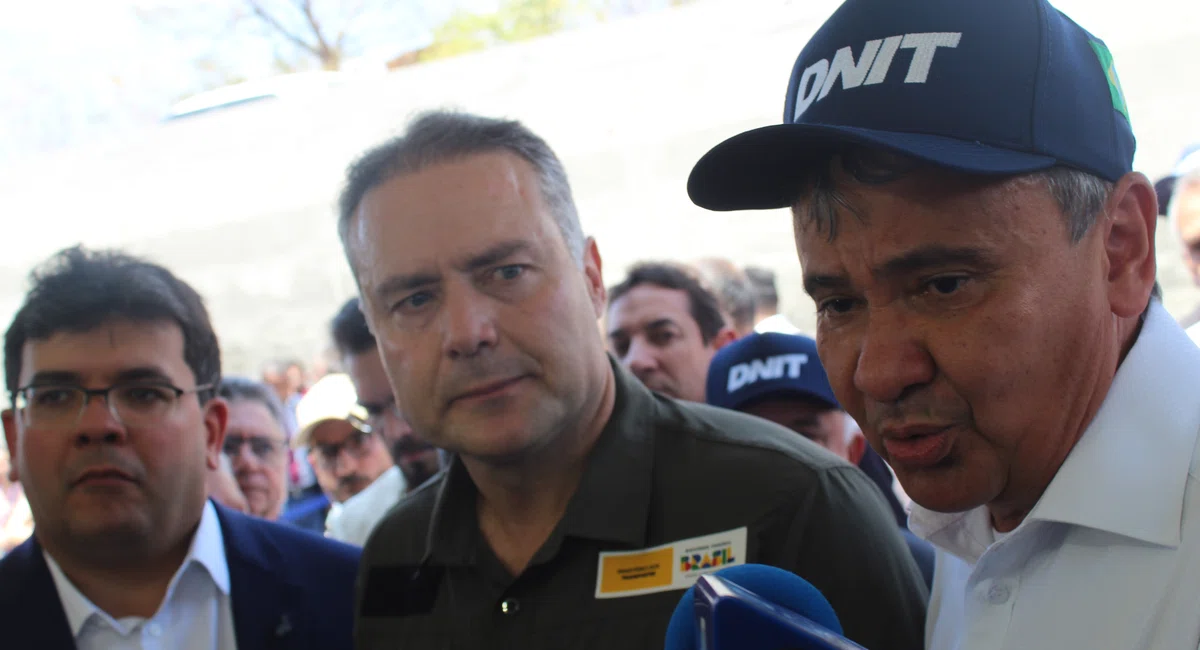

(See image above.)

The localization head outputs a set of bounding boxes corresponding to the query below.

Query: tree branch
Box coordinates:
[246,0,320,57]
[294,0,338,64]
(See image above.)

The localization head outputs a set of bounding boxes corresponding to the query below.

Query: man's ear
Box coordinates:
[2,410,19,483]
[203,398,229,472]
[582,237,607,319]
[847,432,867,466]
[711,327,739,351]
[1102,172,1158,319]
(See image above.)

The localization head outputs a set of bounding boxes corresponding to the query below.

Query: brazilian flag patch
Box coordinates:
[1089,39,1129,121]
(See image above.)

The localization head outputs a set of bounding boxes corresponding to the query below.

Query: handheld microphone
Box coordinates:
[663,564,866,650]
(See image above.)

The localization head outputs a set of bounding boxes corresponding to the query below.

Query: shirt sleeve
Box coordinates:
[785,464,929,650]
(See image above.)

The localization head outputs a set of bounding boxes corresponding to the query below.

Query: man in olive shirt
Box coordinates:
[337,110,927,650]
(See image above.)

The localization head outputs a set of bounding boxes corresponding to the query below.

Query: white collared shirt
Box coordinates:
[325,465,405,546]
[913,303,1200,650]
[45,500,238,650]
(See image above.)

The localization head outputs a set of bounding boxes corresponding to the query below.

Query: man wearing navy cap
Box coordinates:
[706,332,934,589]
[688,0,1200,648]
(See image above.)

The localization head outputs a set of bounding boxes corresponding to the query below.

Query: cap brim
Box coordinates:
[688,124,1059,212]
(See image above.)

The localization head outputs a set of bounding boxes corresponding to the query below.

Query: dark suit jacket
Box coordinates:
[0,501,361,650]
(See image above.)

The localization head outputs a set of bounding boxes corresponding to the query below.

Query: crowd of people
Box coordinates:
[1,0,1200,648]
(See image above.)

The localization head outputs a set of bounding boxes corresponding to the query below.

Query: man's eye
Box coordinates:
[32,388,76,406]
[120,385,173,404]
[926,276,969,295]
[648,330,676,347]
[494,265,525,281]
[396,291,433,312]
[818,298,856,314]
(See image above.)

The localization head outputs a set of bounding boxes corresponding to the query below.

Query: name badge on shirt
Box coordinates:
[594,527,747,599]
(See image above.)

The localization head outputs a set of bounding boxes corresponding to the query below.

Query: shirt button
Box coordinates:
[986,582,1012,605]
[146,623,163,637]
[500,598,520,615]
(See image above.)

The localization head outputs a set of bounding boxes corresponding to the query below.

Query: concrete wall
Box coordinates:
[1,0,1197,374]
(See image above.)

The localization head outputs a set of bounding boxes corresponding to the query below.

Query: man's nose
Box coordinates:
[853,308,936,404]
[74,394,127,447]
[441,286,499,360]
[623,338,660,378]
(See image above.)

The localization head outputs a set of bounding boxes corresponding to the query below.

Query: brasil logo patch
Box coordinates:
[1089,39,1129,121]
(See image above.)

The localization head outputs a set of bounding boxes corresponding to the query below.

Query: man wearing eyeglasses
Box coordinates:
[216,377,291,521]
[292,373,400,546]
[0,246,360,650]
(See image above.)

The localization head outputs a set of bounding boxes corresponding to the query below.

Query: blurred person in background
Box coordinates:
[340,110,925,650]
[1,444,33,556]
[744,265,803,334]
[292,373,399,546]
[1157,147,1200,338]
[706,332,933,588]
[692,257,758,337]
[217,377,291,521]
[687,0,1200,646]
[332,297,442,490]
[606,261,737,402]
[205,453,248,514]
[0,246,360,648]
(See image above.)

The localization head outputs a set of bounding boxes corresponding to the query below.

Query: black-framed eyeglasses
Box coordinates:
[222,434,286,462]
[311,426,377,470]
[11,381,214,429]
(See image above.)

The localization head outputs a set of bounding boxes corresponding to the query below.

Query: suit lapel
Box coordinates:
[0,537,79,650]
[217,505,306,650]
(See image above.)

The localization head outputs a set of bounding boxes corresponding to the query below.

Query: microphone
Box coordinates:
[663,564,865,650]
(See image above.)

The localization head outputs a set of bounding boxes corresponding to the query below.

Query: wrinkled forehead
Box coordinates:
[348,153,561,289]
[226,400,286,440]
[18,319,190,388]
[792,168,1052,274]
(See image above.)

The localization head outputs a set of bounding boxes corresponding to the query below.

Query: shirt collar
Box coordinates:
[44,499,231,637]
[912,303,1200,561]
[425,356,658,564]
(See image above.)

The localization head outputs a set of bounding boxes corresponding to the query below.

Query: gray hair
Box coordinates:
[796,148,1114,244]
[217,376,288,431]
[692,257,758,334]
[337,110,586,268]
[796,148,1162,304]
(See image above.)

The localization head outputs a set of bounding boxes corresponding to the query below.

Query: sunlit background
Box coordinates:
[3,0,1198,375]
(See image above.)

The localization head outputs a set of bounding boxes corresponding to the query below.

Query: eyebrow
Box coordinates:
[607,318,677,339]
[25,367,175,387]
[373,240,533,301]
[803,245,995,295]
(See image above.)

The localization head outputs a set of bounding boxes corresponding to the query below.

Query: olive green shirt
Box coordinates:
[355,360,927,649]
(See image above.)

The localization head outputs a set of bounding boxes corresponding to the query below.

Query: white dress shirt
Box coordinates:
[325,465,405,546]
[1187,320,1199,345]
[44,500,238,650]
[914,302,1200,650]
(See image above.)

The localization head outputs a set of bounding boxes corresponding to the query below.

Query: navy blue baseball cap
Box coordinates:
[706,333,840,412]
[688,0,1136,211]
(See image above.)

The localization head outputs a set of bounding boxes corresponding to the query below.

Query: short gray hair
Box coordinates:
[795,148,1113,243]
[218,376,288,431]
[337,110,586,267]
[796,148,1162,304]
[692,257,758,333]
